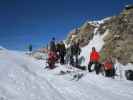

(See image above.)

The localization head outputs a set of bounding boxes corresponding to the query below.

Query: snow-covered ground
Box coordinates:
[0,45,133,100]
[0,23,133,100]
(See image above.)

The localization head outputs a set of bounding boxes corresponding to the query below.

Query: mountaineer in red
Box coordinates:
[48,51,57,69]
[103,57,115,78]
[88,47,101,74]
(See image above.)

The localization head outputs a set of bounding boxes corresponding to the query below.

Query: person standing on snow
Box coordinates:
[88,47,100,74]
[48,51,57,69]
[58,41,66,64]
[29,44,33,52]
[28,44,33,56]
[70,41,81,67]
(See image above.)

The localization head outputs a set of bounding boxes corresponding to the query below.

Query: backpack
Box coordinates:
[125,70,133,81]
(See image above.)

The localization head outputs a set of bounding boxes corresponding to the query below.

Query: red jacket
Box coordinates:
[90,51,100,62]
[103,60,113,70]
[48,51,57,60]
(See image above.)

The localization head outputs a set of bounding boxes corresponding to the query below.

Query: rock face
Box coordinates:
[66,28,80,45]
[66,5,133,64]
[66,22,96,47]
[100,8,133,64]
[78,22,96,46]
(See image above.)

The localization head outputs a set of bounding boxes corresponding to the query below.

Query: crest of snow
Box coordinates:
[88,17,111,27]
[88,20,101,27]
[80,29,109,66]
[102,17,111,22]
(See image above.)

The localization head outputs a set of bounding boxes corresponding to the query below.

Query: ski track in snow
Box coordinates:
[0,48,133,100]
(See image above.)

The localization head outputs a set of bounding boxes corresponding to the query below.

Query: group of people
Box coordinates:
[88,47,115,77]
[47,37,115,78]
[47,37,81,69]
[47,37,66,68]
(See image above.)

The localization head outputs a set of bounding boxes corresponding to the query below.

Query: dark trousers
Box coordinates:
[60,55,65,64]
[70,54,78,67]
[70,55,74,66]
[88,61,101,74]
[105,68,115,77]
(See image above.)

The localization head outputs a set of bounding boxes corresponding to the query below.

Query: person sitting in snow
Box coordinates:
[103,56,115,78]
[48,51,57,69]
[88,47,101,74]
[47,37,58,69]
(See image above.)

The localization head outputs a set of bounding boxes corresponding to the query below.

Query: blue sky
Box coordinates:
[0,0,132,50]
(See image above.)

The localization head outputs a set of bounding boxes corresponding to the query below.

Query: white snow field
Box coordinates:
[0,47,133,100]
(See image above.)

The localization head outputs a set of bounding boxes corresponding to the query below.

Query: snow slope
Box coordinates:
[0,48,133,100]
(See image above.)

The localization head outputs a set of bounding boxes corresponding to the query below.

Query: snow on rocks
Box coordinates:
[79,29,109,66]
[88,17,111,27]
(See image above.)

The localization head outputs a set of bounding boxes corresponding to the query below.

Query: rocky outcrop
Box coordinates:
[66,5,133,64]
[78,22,96,46]
[100,8,133,64]
[66,22,96,47]
[66,28,80,45]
